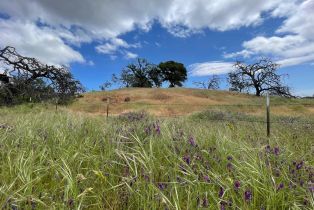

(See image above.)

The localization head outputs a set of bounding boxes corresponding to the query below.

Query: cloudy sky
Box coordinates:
[0,0,313,95]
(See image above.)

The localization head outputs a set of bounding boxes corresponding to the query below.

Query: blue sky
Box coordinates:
[1,0,313,96]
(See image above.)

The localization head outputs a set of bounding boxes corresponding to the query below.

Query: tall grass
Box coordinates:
[0,105,313,209]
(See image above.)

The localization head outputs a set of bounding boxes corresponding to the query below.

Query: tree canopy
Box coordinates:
[0,46,84,105]
[228,58,292,97]
[158,61,187,87]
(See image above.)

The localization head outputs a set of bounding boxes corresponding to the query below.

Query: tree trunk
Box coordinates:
[255,89,261,96]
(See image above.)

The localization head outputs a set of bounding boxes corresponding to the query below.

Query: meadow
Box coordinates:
[0,89,314,209]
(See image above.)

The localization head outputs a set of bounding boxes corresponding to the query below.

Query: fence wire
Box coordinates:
[105,101,314,126]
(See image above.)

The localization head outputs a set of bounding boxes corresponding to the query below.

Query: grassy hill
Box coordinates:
[69,88,314,117]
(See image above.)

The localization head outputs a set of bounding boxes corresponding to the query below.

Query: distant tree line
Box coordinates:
[0,46,84,105]
[100,58,187,90]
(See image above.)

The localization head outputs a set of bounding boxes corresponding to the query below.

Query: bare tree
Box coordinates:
[228,58,292,97]
[194,75,221,90]
[0,46,84,104]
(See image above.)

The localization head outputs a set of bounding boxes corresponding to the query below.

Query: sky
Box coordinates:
[0,0,313,96]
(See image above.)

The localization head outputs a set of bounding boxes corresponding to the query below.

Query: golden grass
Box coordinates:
[68,88,314,117]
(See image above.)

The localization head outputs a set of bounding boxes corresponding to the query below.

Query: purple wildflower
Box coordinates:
[157,183,167,190]
[244,190,252,202]
[203,175,210,183]
[296,161,303,170]
[155,124,161,135]
[273,147,280,156]
[234,180,241,190]
[219,187,224,198]
[227,156,233,161]
[144,126,151,135]
[183,154,191,165]
[202,197,209,207]
[188,136,197,147]
[277,183,284,191]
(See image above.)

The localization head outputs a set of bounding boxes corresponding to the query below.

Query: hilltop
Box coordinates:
[69,88,314,117]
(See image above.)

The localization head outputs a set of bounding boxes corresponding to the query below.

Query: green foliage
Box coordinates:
[112,59,187,88]
[159,61,187,87]
[114,58,161,88]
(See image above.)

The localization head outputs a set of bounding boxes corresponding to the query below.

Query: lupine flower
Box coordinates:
[277,183,284,191]
[157,183,167,190]
[296,161,304,170]
[188,136,196,147]
[144,126,151,135]
[183,154,191,165]
[219,187,224,198]
[227,156,233,161]
[203,175,210,183]
[202,197,209,207]
[234,180,241,190]
[244,190,252,202]
[273,147,280,155]
[153,122,160,135]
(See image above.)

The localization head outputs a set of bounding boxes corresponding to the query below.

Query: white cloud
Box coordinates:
[124,51,138,59]
[0,0,289,38]
[0,19,84,65]
[0,0,310,62]
[225,0,314,67]
[189,61,234,76]
[95,38,140,56]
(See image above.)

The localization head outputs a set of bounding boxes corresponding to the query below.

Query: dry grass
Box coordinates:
[69,88,314,117]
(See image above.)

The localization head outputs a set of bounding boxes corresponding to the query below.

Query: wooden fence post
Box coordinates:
[55,98,58,111]
[266,92,270,137]
[106,98,110,119]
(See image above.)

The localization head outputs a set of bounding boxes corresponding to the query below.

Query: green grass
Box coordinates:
[0,104,313,209]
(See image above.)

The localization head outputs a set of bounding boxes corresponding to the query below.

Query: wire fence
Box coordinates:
[103,100,314,126]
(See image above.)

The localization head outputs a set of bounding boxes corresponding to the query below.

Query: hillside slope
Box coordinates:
[69,88,314,117]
